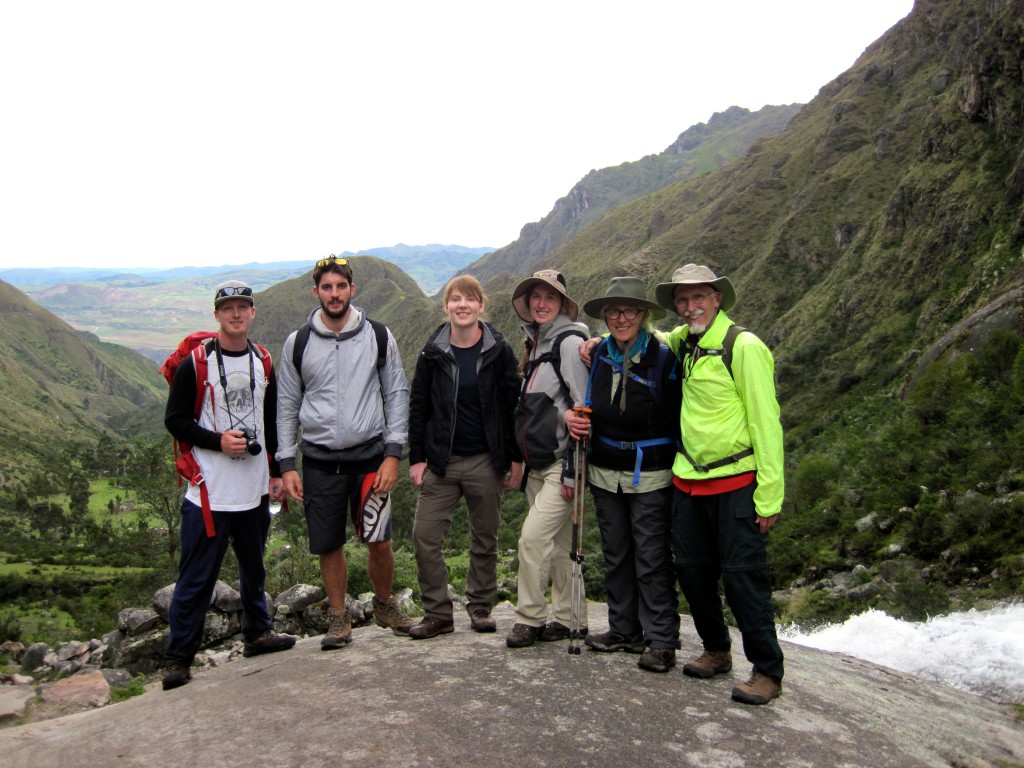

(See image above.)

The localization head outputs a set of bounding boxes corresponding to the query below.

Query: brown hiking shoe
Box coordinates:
[637,647,677,673]
[409,615,455,639]
[373,594,414,635]
[731,669,782,705]
[683,649,733,679]
[161,664,192,691]
[322,606,352,650]
[469,608,497,633]
[243,629,297,657]
[505,623,540,648]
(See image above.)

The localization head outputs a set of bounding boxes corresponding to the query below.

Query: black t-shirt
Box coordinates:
[450,338,487,456]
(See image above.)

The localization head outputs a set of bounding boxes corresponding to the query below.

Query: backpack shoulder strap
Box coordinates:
[291,324,312,391]
[190,341,215,419]
[721,325,746,381]
[543,329,587,400]
[367,318,389,372]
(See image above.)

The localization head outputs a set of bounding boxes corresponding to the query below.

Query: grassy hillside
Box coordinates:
[0,280,166,485]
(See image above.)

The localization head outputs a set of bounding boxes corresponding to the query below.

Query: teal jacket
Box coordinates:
[663,310,784,518]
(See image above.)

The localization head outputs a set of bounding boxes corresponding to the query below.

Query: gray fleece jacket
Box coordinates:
[276,307,409,472]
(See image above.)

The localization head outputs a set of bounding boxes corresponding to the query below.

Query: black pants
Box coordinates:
[671,483,784,681]
[591,484,680,649]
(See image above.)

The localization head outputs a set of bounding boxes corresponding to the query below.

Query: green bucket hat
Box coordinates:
[582,276,665,321]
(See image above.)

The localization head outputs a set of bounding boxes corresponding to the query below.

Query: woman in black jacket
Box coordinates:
[406,275,522,639]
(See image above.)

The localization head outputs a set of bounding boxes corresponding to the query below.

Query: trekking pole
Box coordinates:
[568,405,591,655]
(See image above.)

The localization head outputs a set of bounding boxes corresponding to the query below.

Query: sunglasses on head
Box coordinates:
[315,256,349,269]
[216,286,253,300]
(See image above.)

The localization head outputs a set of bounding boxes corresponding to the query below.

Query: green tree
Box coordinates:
[121,438,181,563]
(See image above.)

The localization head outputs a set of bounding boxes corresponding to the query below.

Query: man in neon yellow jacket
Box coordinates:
[655,263,784,705]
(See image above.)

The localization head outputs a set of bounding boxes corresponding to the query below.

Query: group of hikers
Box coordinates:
[160,255,785,706]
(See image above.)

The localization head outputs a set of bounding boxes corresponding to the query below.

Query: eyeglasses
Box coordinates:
[315,256,348,269]
[215,286,253,300]
[605,307,642,321]
[674,291,716,307]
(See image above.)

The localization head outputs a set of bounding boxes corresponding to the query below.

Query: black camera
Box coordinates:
[241,428,262,456]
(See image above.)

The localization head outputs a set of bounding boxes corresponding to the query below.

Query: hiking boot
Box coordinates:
[584,630,645,653]
[683,649,733,679]
[373,594,414,635]
[505,623,541,648]
[469,608,497,633]
[161,664,192,691]
[409,615,455,640]
[731,669,782,705]
[322,606,352,650]
[637,647,677,673]
[242,629,297,657]
[538,621,588,641]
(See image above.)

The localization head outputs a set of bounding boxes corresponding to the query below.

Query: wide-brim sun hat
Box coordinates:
[583,276,666,321]
[511,269,579,322]
[654,263,736,313]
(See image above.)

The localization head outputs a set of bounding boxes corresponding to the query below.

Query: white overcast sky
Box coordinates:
[1,1,914,270]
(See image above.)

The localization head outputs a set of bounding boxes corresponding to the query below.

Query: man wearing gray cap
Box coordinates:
[161,280,296,690]
[654,264,785,705]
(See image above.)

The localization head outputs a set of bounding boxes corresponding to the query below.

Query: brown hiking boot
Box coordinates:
[505,623,540,648]
[637,647,677,673]
[731,669,782,705]
[161,664,192,691]
[683,649,733,679]
[243,629,297,657]
[322,606,352,650]
[409,615,455,639]
[469,608,497,633]
[373,594,414,635]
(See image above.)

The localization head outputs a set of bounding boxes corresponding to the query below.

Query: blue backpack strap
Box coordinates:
[583,337,608,408]
[595,435,678,486]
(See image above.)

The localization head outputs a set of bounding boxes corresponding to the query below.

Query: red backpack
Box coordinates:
[159,332,272,537]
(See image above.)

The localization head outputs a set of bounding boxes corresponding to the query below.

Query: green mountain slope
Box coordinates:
[466,104,803,284]
[463,0,1024,617]
[0,280,166,484]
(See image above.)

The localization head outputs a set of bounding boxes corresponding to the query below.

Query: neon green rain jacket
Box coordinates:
[663,310,784,518]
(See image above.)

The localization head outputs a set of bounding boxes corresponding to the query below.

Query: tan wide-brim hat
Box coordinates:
[654,263,736,313]
[582,276,666,321]
[511,269,579,322]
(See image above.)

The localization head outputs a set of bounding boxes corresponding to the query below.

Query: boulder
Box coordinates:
[274,584,322,615]
[20,642,49,672]
[118,608,161,637]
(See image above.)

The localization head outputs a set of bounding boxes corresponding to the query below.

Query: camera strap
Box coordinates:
[213,339,258,433]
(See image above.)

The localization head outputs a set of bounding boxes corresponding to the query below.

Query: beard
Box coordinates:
[685,309,707,335]
[319,296,350,320]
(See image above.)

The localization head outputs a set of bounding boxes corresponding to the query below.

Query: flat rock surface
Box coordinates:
[1,603,1022,768]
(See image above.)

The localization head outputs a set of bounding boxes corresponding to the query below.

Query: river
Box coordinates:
[780,603,1024,704]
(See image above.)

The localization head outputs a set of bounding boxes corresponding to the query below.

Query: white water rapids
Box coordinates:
[780,603,1024,703]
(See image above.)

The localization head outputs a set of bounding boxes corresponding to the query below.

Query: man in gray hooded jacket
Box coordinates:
[277,256,413,649]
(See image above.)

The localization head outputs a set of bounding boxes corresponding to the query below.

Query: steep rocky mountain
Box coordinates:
[0,280,166,484]
[464,104,803,285]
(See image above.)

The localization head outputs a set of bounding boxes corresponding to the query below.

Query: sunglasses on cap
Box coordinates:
[315,256,349,269]
[215,286,253,300]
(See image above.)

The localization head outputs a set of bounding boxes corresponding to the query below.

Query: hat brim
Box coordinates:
[511,277,579,322]
[582,296,666,321]
[654,277,735,313]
